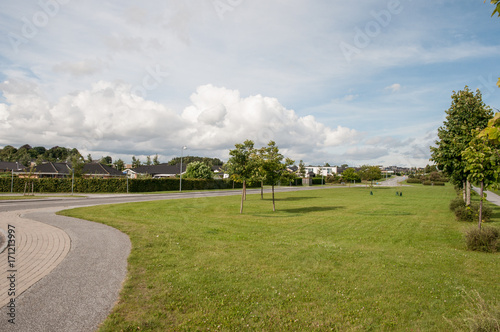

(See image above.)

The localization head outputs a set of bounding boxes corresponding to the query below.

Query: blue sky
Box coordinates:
[0,0,499,167]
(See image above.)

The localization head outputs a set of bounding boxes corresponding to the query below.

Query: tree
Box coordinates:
[153,154,160,165]
[298,160,306,178]
[87,154,93,163]
[489,0,500,17]
[100,156,112,165]
[226,140,256,214]
[185,161,213,179]
[146,155,152,166]
[113,159,125,171]
[359,165,382,186]
[488,0,500,87]
[430,87,493,205]
[341,168,360,186]
[70,155,85,178]
[131,156,141,168]
[258,141,293,212]
[463,133,499,230]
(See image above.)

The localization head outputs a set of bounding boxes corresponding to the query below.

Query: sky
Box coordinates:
[0,0,499,167]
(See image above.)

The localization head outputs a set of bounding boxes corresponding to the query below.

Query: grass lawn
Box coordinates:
[59,185,500,331]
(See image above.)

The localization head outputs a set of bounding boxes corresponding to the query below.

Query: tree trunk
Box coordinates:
[466,180,471,206]
[240,181,245,214]
[261,180,263,200]
[243,180,246,201]
[463,182,466,202]
[479,181,484,231]
[272,184,276,212]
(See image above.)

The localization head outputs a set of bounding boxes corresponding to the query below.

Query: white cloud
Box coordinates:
[0,81,359,163]
[385,83,401,93]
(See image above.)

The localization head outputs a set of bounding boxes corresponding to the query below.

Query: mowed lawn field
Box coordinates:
[60,185,500,331]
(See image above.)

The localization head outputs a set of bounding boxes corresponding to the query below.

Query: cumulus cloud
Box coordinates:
[0,81,359,162]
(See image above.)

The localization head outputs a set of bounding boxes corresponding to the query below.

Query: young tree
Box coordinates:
[153,154,160,165]
[430,87,493,205]
[226,140,256,214]
[185,161,213,179]
[87,154,93,163]
[146,155,152,166]
[258,141,293,212]
[298,160,306,178]
[463,133,498,230]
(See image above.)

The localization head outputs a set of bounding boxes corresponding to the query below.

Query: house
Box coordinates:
[125,163,187,179]
[16,162,124,178]
[81,163,124,178]
[0,161,24,173]
[304,166,338,177]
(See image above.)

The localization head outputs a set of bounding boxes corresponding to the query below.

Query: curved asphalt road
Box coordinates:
[0,180,408,331]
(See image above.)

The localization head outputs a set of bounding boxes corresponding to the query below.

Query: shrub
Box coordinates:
[423,181,432,186]
[450,197,465,212]
[406,178,421,184]
[465,226,500,253]
[454,202,493,223]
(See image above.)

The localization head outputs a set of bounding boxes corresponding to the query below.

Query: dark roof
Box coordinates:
[0,161,24,171]
[83,163,124,176]
[31,162,71,174]
[131,163,186,175]
[30,162,123,176]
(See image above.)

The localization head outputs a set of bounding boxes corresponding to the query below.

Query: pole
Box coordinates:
[72,171,74,196]
[179,146,187,192]
[126,176,129,194]
[11,169,14,193]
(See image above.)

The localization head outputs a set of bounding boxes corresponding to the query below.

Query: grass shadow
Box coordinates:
[281,206,345,214]
[262,196,319,202]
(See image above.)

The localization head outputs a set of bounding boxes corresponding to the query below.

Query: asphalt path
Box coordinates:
[0,179,405,331]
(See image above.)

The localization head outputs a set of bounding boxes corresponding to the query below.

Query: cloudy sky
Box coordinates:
[1,1,499,167]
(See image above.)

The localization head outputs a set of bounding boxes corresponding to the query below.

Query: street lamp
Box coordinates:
[179,146,187,192]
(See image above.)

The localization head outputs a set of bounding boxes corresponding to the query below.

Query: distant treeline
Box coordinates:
[0,144,81,166]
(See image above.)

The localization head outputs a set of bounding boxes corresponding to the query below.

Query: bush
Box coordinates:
[454,202,493,223]
[406,178,421,184]
[450,197,465,212]
[465,226,500,253]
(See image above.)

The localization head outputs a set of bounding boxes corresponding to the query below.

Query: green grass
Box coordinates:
[59,186,500,331]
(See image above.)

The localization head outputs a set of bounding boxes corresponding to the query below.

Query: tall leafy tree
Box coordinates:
[131,156,141,168]
[226,140,256,214]
[153,154,160,165]
[430,87,493,204]
[341,168,360,186]
[113,159,125,171]
[359,165,382,186]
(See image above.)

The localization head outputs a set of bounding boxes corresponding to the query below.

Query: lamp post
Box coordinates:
[179,146,187,192]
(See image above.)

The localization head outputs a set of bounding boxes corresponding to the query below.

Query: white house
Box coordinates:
[304,166,338,177]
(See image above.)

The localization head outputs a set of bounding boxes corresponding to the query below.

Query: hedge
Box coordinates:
[0,177,246,193]
[422,181,445,186]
